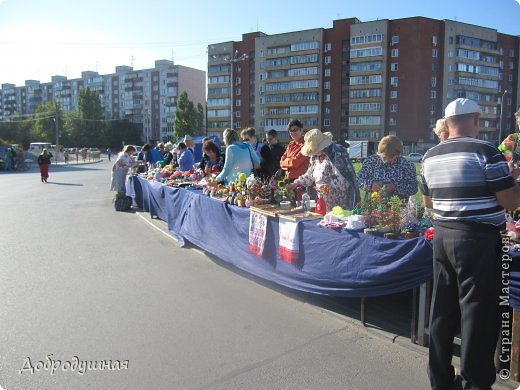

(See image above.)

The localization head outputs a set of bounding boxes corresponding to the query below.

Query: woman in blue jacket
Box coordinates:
[176,142,195,172]
[216,128,260,184]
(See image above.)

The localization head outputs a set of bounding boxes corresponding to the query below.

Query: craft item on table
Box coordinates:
[401,223,420,239]
[280,201,291,210]
[384,195,402,233]
[323,206,351,224]
[317,220,344,230]
[507,219,520,242]
[363,227,380,236]
[424,227,434,240]
[278,209,323,222]
[249,203,283,217]
[343,214,366,231]
[498,133,520,163]
[248,210,268,257]
[278,219,300,265]
[315,193,327,216]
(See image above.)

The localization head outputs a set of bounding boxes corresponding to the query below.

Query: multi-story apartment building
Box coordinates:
[0,60,206,144]
[207,17,519,152]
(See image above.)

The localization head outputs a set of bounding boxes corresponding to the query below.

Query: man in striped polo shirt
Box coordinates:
[421,98,520,390]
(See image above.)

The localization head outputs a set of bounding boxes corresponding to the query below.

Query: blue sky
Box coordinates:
[0,0,518,86]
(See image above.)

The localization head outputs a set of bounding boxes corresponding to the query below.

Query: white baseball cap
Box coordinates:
[444,98,482,119]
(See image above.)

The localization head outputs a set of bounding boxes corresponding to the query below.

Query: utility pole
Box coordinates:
[55,101,60,164]
[498,90,509,145]
[55,101,60,147]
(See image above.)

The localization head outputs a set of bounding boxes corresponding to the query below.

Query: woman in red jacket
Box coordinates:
[279,119,310,180]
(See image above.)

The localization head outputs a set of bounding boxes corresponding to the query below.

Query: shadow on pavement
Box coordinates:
[45,182,84,186]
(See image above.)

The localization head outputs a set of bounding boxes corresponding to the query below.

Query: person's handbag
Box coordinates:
[114,193,132,211]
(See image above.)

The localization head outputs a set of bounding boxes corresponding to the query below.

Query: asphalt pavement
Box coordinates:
[0,159,516,390]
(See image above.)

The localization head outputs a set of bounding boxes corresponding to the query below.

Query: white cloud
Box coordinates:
[517,0,520,5]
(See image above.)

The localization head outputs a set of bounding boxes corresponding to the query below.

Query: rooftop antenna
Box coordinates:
[130,55,134,67]
[171,49,174,63]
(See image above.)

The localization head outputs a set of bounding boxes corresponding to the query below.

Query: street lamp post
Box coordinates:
[498,90,509,144]
[227,50,248,129]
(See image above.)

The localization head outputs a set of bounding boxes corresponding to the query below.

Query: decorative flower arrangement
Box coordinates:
[353,187,433,239]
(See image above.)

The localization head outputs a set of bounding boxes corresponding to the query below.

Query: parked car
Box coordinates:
[404,153,423,162]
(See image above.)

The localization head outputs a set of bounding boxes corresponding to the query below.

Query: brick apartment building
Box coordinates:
[0,60,206,144]
[207,16,519,153]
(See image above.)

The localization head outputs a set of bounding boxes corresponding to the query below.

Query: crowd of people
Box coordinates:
[109,97,520,390]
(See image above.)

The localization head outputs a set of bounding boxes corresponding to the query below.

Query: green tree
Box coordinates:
[103,119,142,149]
[0,116,29,145]
[76,88,104,146]
[196,103,204,135]
[33,101,59,142]
[174,91,199,139]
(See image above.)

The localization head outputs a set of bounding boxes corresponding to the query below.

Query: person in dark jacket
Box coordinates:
[265,129,286,175]
[158,143,173,165]
[241,127,274,179]
[37,149,53,183]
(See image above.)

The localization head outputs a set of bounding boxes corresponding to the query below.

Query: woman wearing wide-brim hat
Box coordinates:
[286,128,360,211]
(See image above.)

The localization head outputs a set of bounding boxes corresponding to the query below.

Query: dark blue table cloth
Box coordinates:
[129,176,520,305]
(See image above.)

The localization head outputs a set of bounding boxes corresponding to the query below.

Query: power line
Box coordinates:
[0,115,55,123]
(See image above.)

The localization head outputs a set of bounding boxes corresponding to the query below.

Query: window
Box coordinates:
[235,76,241,85]
[391,63,398,71]
[431,77,437,87]
[324,42,332,52]
[391,49,399,57]
[324,81,331,89]
[449,36,454,45]
[391,35,399,45]
[390,104,397,112]
[350,34,383,45]
[509,74,513,82]
[432,35,438,46]
[324,119,331,126]
[324,68,331,77]
[324,94,330,102]
[324,56,331,65]
[431,90,437,99]
[389,118,396,125]
[391,90,398,99]
[510,49,515,57]
[390,76,398,87]
[235,99,241,107]
[350,61,382,72]
[432,63,437,71]
[432,49,438,57]
[236,87,241,96]
[350,46,383,58]
[350,75,383,85]
[448,51,453,58]
[259,73,264,81]
[510,62,514,70]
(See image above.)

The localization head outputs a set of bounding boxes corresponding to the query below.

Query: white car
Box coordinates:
[404,153,423,162]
